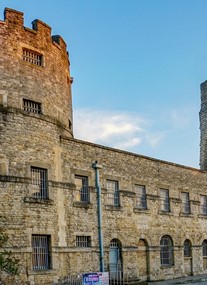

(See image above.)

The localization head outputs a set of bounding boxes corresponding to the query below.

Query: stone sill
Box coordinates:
[160,265,175,269]
[105,205,122,211]
[73,201,93,209]
[133,207,150,214]
[158,210,174,216]
[28,269,56,275]
[24,197,53,205]
[179,213,193,217]
[198,214,207,219]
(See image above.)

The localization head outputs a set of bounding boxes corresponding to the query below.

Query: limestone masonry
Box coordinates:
[1,7,207,285]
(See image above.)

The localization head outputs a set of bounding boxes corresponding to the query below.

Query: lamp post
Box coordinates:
[92,161,104,272]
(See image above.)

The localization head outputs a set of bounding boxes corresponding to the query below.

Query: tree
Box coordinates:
[0,229,19,276]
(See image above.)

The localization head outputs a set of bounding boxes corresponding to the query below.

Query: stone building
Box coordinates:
[1,7,207,285]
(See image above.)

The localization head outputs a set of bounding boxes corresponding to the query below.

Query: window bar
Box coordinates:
[32,235,50,270]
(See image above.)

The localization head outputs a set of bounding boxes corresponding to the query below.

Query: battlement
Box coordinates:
[1,8,66,51]
[0,7,73,137]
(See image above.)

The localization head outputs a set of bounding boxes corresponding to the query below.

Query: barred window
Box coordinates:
[160,235,174,266]
[202,240,207,256]
[23,99,41,114]
[31,167,48,199]
[32,235,51,270]
[135,185,147,209]
[109,239,122,273]
[181,192,190,214]
[107,180,120,206]
[201,195,207,215]
[22,49,43,66]
[184,239,191,257]
[75,175,89,203]
[76,236,91,248]
[160,189,170,212]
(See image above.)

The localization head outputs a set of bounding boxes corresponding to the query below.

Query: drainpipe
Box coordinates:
[92,161,104,272]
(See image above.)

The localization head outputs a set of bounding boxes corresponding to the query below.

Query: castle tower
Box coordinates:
[200,80,207,170]
[0,7,73,177]
[0,7,73,135]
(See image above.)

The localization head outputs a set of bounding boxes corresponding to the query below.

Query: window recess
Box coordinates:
[22,48,43,66]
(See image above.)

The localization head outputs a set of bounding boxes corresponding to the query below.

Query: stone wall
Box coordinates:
[1,6,207,285]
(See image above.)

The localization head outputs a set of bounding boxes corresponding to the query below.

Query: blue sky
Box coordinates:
[1,1,207,168]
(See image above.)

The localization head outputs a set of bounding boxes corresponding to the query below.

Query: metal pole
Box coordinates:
[92,161,104,272]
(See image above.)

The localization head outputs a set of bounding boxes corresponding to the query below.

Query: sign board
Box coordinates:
[82,272,109,285]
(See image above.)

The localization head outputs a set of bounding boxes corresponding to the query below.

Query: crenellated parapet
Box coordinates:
[0,7,73,136]
[2,8,65,50]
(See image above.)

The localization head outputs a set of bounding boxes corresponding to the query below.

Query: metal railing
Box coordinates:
[57,274,82,285]
[56,272,128,285]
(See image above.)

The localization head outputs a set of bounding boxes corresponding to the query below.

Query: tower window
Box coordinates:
[23,99,41,114]
[22,48,43,66]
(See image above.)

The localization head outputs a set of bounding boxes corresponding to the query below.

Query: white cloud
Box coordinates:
[170,107,195,129]
[74,108,190,153]
[115,137,142,149]
[73,109,144,150]
[145,132,166,147]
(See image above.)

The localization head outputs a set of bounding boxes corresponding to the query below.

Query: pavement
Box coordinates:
[147,274,207,284]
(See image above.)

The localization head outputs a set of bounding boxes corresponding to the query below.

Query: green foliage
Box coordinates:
[0,229,19,276]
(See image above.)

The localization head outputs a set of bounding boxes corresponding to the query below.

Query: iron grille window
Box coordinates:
[135,185,147,209]
[75,175,89,203]
[160,235,174,266]
[107,180,120,206]
[22,49,43,66]
[181,192,190,214]
[160,189,170,212]
[201,195,207,215]
[31,167,48,199]
[202,240,207,256]
[23,99,41,114]
[32,235,51,270]
[76,236,91,248]
[184,240,191,257]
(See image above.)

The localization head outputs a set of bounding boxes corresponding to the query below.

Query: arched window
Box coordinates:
[202,240,207,256]
[160,235,174,266]
[184,239,191,257]
[109,239,122,273]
